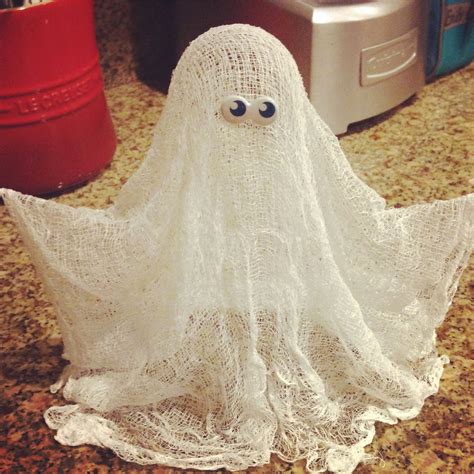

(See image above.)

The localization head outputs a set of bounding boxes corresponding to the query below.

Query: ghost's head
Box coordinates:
[163,24,309,151]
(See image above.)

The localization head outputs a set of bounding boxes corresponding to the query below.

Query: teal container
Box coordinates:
[426,0,474,78]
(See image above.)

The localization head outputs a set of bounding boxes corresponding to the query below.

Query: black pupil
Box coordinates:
[230,100,246,117]
[259,101,276,118]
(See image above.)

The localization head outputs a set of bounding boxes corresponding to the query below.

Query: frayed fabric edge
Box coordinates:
[43,355,449,474]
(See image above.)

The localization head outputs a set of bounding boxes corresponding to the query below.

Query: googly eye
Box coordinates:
[221,96,250,124]
[251,97,278,125]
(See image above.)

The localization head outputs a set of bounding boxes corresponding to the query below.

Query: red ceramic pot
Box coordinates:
[0,0,116,195]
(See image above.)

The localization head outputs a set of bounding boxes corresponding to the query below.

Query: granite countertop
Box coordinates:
[1,63,473,473]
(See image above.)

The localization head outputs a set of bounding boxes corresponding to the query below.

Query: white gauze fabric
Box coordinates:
[1,24,473,474]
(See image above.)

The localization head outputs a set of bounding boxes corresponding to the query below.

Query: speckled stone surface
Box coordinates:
[1,63,473,473]
[94,0,137,88]
[94,0,175,90]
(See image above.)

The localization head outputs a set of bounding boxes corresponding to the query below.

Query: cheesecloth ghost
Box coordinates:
[1,24,473,473]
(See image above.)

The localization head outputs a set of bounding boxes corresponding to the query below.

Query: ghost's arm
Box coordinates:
[2,189,156,294]
[364,196,472,315]
[1,189,161,368]
[310,119,473,316]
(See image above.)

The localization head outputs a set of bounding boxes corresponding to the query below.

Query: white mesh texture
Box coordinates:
[1,24,473,473]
